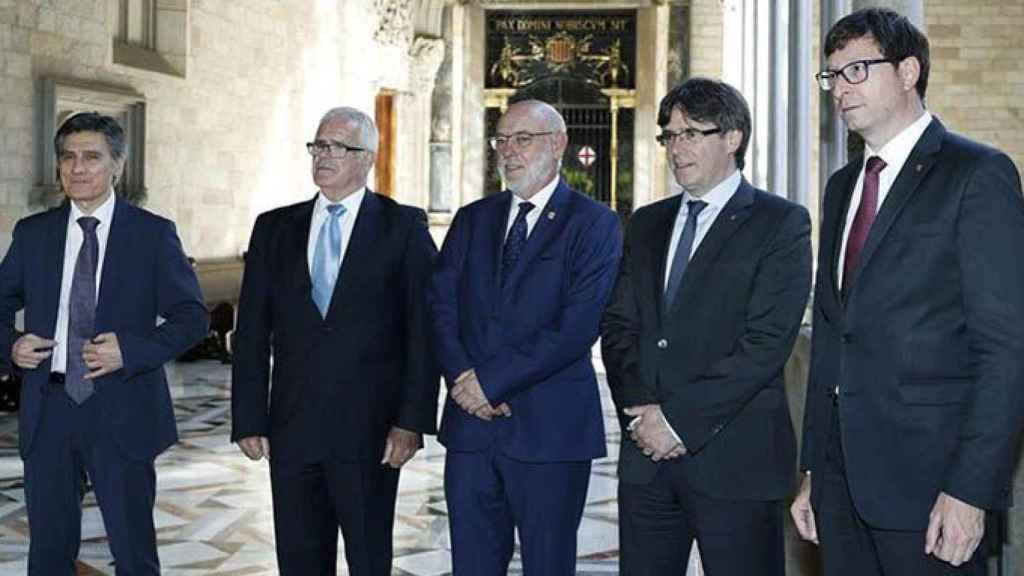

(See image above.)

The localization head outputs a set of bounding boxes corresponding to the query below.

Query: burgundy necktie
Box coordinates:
[842,156,887,293]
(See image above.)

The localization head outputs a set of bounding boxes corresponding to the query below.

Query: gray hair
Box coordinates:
[319,107,379,154]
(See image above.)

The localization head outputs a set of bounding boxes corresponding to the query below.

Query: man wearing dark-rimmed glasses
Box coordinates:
[793,8,1024,576]
[232,106,439,575]
[601,76,811,575]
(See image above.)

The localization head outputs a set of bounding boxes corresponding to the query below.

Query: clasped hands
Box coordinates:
[450,369,511,421]
[624,404,685,461]
[12,332,123,378]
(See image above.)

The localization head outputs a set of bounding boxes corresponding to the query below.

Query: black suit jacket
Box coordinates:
[231,191,439,462]
[602,180,812,501]
[802,119,1024,530]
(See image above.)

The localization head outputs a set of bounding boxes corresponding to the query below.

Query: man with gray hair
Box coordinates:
[0,111,208,573]
[232,107,439,575]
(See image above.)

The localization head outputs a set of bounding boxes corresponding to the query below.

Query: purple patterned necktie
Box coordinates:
[66,216,99,404]
[842,156,887,294]
[501,201,534,286]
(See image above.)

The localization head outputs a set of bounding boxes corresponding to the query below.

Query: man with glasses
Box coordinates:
[430,99,621,575]
[792,8,1024,575]
[601,77,811,575]
[231,107,439,575]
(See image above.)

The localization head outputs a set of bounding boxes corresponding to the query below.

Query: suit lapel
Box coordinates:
[666,182,755,317]
[846,120,945,298]
[286,196,319,319]
[825,163,859,307]
[94,198,130,331]
[509,180,571,274]
[42,203,71,338]
[491,191,513,291]
[650,196,682,320]
[326,190,383,320]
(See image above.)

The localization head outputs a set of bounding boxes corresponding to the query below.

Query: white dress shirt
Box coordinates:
[663,170,742,290]
[837,111,932,285]
[306,188,365,277]
[505,175,559,240]
[52,191,116,373]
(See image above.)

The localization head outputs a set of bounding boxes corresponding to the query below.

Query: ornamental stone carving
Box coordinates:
[374,0,414,47]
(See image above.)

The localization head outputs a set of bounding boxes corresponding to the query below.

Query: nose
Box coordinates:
[70,157,86,173]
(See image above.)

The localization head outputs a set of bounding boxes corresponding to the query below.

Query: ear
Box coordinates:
[112,157,126,186]
[550,131,568,157]
[725,129,743,156]
[898,56,921,93]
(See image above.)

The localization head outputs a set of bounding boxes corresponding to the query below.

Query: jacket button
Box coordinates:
[657,338,668,349]
[323,326,334,334]
[841,333,852,344]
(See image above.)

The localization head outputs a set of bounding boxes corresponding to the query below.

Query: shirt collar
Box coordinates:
[316,187,366,217]
[866,111,933,171]
[69,189,116,227]
[683,169,741,211]
[512,174,559,213]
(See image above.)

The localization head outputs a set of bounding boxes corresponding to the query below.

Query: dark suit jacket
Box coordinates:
[231,191,439,463]
[802,119,1024,530]
[602,180,812,501]
[0,198,209,460]
[430,180,622,462]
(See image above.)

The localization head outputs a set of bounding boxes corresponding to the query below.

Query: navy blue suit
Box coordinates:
[430,179,621,575]
[0,197,208,575]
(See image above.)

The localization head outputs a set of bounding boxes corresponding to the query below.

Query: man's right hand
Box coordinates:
[237,436,270,461]
[11,334,56,370]
[790,473,818,544]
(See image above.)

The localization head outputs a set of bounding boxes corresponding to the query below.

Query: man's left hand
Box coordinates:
[381,427,421,469]
[450,369,495,419]
[82,332,124,379]
[925,492,985,566]
[624,404,685,461]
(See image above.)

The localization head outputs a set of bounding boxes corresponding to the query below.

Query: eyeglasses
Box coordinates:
[656,127,722,147]
[488,132,553,151]
[306,140,366,158]
[815,58,899,91]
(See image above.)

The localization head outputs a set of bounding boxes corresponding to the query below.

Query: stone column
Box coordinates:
[405,36,445,210]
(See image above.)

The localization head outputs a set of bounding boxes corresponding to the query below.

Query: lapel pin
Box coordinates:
[547,211,555,220]
[915,164,923,172]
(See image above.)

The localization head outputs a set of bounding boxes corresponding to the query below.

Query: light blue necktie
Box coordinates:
[311,204,346,317]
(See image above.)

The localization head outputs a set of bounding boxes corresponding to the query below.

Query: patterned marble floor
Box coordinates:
[0,359,703,575]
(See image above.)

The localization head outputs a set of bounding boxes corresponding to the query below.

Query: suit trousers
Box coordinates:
[269,455,400,576]
[24,382,159,575]
[818,403,987,576]
[445,443,591,576]
[618,460,784,576]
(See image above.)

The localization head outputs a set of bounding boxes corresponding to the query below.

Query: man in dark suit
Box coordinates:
[791,8,1024,575]
[0,112,209,574]
[430,99,621,575]
[601,78,812,575]
[231,107,439,576]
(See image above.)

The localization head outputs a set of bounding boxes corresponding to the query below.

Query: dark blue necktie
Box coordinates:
[67,216,99,404]
[501,201,534,285]
[664,200,707,309]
